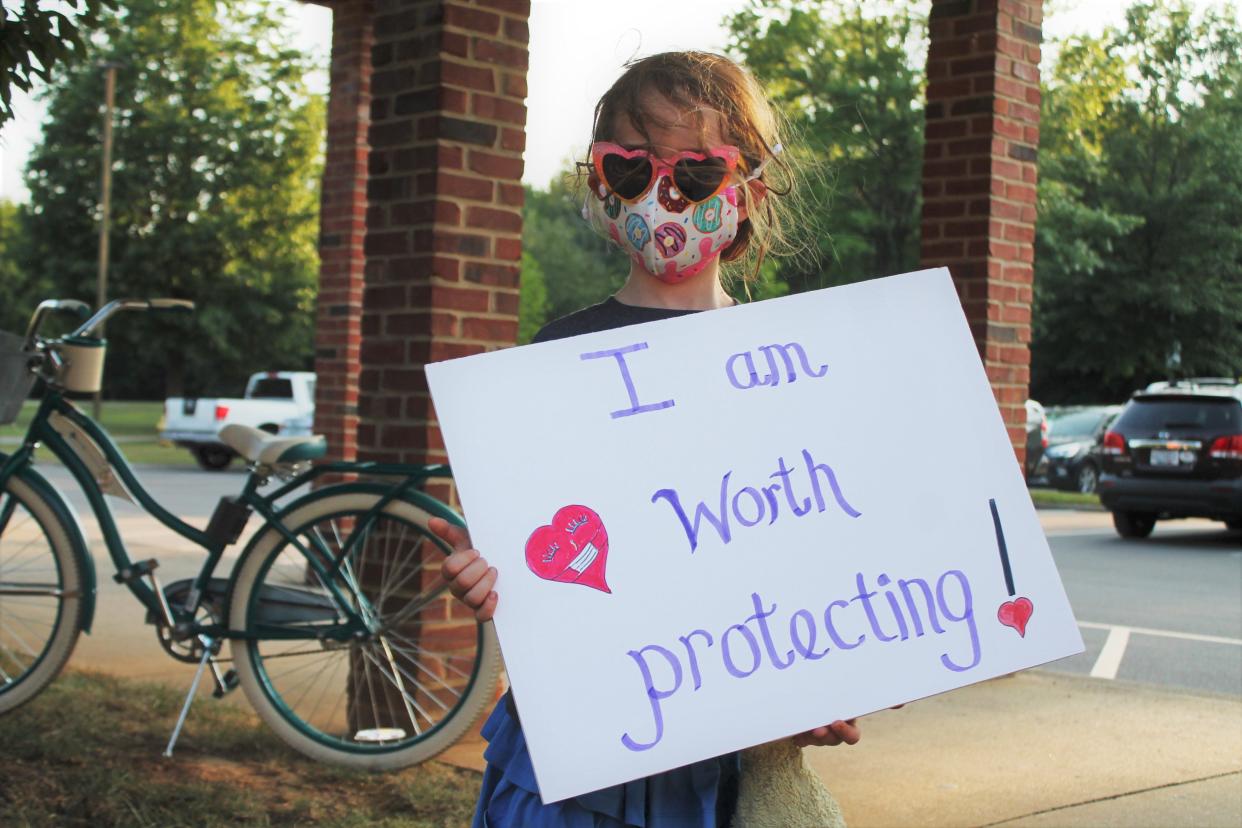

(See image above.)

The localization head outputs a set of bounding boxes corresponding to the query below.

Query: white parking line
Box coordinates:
[1079,620,1242,647]
[1089,626,1131,679]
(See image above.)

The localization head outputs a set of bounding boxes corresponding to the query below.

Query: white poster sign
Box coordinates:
[426,268,1083,803]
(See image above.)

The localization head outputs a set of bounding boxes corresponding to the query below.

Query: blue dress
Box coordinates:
[472,692,739,828]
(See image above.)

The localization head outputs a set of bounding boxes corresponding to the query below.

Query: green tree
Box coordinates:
[0,0,116,127]
[0,199,43,334]
[517,250,547,344]
[726,0,926,293]
[521,175,627,327]
[22,0,324,398]
[1032,0,1242,402]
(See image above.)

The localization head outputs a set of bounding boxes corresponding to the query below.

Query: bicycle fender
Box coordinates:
[0,457,98,633]
[224,482,464,628]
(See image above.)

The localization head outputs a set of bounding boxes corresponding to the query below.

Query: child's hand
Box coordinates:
[791,719,860,748]
[429,517,499,622]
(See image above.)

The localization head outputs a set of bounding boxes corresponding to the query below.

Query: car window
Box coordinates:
[249,378,295,399]
[1116,399,1242,432]
[1049,410,1107,439]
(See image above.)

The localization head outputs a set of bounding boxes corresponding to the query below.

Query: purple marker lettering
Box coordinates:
[721,623,762,678]
[762,342,828,382]
[651,474,733,552]
[802,448,862,518]
[621,644,684,752]
[580,342,675,419]
[725,350,774,389]
[746,592,795,670]
[679,629,714,691]
[731,487,766,528]
[936,569,981,672]
[898,577,945,636]
[851,571,898,642]
[790,608,829,659]
[824,599,864,650]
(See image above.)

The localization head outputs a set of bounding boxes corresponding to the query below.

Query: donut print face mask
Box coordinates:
[581,144,780,284]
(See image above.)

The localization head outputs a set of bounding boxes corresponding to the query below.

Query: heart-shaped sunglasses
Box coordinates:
[587,142,746,205]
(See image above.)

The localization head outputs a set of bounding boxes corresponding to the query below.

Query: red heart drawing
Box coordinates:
[524,505,611,593]
[997,597,1035,637]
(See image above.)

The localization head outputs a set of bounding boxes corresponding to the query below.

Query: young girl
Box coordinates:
[429,51,862,828]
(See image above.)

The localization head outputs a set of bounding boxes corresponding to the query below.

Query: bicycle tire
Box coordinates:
[0,475,85,714]
[229,490,500,769]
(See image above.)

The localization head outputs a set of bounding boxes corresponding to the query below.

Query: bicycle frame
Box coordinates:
[0,388,456,643]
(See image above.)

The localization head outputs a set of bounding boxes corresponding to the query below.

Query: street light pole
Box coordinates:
[93,61,118,420]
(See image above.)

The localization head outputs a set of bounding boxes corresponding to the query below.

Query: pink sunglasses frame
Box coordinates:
[588,141,743,205]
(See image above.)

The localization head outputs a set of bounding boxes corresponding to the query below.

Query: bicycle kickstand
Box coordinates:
[163,635,217,759]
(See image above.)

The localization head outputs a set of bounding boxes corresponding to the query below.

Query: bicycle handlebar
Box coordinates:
[70,298,196,339]
[24,299,91,345]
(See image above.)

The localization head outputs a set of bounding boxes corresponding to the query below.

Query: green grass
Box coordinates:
[1,400,165,439]
[1028,488,1103,509]
[2,400,197,468]
[0,671,481,827]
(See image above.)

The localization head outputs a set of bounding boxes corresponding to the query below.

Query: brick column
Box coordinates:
[313,0,374,465]
[920,0,1042,462]
[359,0,529,723]
[360,0,527,486]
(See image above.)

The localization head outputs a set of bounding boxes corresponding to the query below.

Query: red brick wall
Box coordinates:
[360,0,528,491]
[313,0,374,465]
[921,0,1042,462]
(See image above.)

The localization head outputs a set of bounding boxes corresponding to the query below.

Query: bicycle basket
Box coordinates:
[0,330,39,425]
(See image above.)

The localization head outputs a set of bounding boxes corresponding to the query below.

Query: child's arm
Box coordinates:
[429,517,499,621]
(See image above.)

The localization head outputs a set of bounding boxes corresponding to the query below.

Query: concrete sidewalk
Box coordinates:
[59,506,1242,826]
[805,671,1241,827]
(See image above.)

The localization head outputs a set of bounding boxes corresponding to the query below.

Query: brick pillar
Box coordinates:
[358,0,529,723]
[360,0,527,480]
[920,0,1042,463]
[313,0,374,464]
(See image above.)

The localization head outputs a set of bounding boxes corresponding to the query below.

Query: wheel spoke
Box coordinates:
[239,499,495,761]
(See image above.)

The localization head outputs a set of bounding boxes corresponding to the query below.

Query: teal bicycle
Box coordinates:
[0,299,499,768]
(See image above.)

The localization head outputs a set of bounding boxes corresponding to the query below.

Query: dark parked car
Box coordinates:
[1024,399,1048,480]
[1098,383,1242,538]
[1041,405,1123,493]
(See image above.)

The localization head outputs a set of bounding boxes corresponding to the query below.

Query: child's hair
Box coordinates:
[586,50,802,284]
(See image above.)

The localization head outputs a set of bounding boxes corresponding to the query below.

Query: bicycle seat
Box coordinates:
[218,424,326,465]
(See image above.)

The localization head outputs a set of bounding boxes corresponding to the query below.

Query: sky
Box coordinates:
[0,0,1218,203]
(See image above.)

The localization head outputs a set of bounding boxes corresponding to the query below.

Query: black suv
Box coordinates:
[1098,383,1242,538]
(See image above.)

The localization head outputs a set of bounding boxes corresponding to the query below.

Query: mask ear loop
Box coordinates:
[743,143,783,182]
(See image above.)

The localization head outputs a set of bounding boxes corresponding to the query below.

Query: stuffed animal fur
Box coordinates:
[733,740,846,828]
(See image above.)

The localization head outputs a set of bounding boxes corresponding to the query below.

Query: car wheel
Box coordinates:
[1075,464,1099,494]
[193,446,234,471]
[1112,510,1156,539]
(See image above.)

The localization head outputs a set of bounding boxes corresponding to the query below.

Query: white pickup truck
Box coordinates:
[162,371,316,470]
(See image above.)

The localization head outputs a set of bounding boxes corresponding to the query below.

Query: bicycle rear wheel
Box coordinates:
[229,490,500,769]
[0,475,85,713]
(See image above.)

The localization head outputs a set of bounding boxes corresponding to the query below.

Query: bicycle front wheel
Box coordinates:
[229,490,500,769]
[0,474,85,714]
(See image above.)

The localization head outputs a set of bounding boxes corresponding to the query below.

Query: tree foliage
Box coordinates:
[0,0,116,127]
[519,1,924,326]
[726,0,926,293]
[21,0,324,398]
[0,198,47,334]
[520,175,627,332]
[1032,0,1242,402]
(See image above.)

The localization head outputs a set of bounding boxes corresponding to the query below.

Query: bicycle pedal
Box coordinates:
[114,558,159,585]
[211,668,239,699]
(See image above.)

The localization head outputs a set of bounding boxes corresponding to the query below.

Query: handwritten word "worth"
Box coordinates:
[580,340,828,419]
[652,447,861,554]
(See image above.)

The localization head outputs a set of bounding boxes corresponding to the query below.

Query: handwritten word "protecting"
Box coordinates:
[620,569,981,752]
